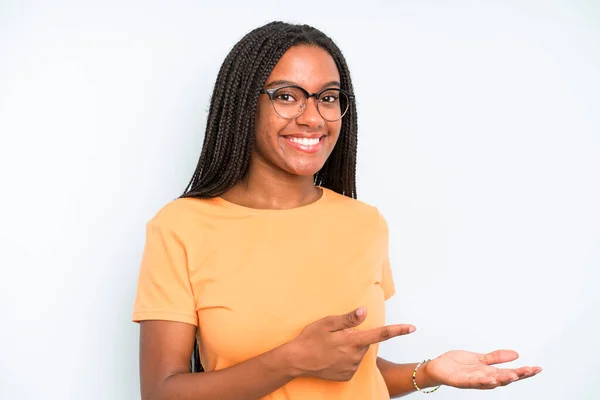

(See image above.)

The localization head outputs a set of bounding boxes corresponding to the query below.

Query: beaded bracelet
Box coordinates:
[412,359,441,394]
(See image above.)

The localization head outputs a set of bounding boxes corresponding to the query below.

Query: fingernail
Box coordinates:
[409,326,416,333]
[356,307,365,317]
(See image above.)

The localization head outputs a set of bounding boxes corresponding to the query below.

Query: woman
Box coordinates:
[132,21,541,399]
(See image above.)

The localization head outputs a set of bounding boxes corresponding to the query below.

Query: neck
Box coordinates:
[222,160,322,210]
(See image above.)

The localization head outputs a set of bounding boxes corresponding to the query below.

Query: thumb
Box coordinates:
[327,307,367,332]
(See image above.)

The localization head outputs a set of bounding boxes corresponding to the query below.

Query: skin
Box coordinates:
[139,45,542,400]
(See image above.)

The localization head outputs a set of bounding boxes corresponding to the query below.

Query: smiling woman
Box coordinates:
[131,21,541,400]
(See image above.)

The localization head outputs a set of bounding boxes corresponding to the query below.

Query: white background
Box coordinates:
[1,1,598,399]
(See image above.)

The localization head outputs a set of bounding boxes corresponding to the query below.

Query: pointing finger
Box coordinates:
[354,324,416,346]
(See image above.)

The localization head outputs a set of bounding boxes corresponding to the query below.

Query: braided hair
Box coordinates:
[181,21,358,201]
[183,21,359,372]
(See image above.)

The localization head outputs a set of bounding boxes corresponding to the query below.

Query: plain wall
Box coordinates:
[1,0,598,398]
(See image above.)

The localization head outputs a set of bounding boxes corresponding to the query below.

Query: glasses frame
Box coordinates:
[259,85,355,122]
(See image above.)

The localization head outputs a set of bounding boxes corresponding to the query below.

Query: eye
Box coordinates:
[274,91,299,103]
[319,90,340,104]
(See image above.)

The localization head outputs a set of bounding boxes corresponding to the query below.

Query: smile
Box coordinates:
[282,136,325,154]
[288,137,320,146]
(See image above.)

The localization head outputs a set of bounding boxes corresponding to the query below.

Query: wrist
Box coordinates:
[273,341,304,379]
[419,360,443,389]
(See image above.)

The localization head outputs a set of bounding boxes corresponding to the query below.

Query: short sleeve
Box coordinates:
[378,210,396,300]
[132,220,198,326]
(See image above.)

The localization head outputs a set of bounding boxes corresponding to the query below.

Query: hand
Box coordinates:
[288,307,416,382]
[424,350,542,389]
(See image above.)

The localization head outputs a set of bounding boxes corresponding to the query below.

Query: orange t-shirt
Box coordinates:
[132,187,396,399]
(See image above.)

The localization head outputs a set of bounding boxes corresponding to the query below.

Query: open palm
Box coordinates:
[426,350,542,389]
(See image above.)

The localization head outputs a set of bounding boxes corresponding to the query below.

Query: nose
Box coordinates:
[295,97,325,129]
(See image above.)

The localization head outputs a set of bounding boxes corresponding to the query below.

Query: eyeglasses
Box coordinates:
[259,85,355,122]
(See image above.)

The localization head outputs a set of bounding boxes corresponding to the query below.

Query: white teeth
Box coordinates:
[288,137,320,146]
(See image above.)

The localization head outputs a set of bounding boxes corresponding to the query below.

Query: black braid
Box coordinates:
[183,22,359,372]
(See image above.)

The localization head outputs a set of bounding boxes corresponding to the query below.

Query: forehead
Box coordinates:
[265,45,340,90]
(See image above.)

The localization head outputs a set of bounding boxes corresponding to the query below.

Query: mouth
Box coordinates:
[281,135,326,154]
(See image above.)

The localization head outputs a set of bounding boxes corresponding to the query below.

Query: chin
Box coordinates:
[287,168,321,177]
[285,162,326,177]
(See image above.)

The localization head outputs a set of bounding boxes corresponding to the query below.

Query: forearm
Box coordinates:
[376,357,440,399]
[151,343,298,400]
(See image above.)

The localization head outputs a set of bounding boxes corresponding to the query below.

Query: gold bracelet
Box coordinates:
[412,359,441,394]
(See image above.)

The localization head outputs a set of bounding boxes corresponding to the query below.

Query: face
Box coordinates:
[252,45,343,178]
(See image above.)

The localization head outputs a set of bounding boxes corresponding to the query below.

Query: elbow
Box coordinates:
[142,373,178,400]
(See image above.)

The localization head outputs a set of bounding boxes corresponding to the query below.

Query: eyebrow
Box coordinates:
[264,80,341,89]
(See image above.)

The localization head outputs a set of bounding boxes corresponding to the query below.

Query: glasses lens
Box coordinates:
[272,87,306,119]
[317,89,349,121]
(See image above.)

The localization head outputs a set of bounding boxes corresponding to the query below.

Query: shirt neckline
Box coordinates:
[213,186,328,216]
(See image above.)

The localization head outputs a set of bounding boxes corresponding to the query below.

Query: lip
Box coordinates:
[281,135,326,154]
[281,133,325,139]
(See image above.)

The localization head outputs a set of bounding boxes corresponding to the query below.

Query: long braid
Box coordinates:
[183,22,360,372]
[219,31,296,189]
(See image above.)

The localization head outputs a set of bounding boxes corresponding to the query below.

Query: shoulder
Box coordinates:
[147,196,217,234]
[323,188,388,229]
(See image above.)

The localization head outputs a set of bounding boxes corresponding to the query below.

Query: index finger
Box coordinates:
[353,324,416,346]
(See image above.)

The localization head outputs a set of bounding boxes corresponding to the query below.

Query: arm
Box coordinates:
[376,357,440,398]
[141,311,415,400]
[141,320,298,400]
[378,351,543,397]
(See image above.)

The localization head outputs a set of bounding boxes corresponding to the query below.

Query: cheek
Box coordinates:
[326,121,342,147]
[254,107,288,151]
